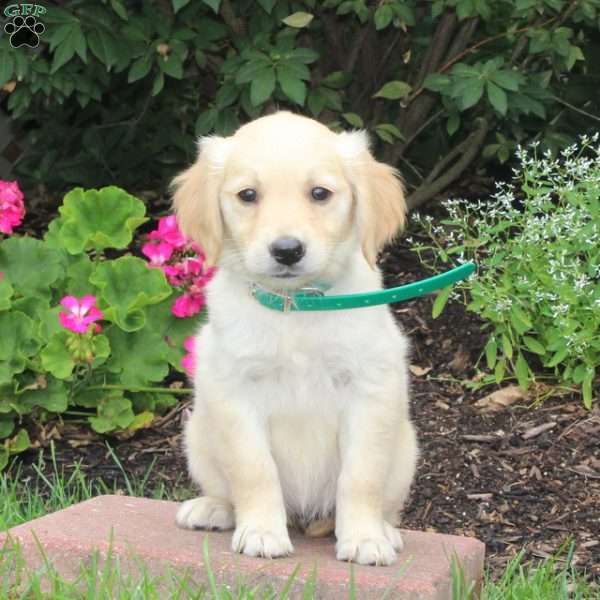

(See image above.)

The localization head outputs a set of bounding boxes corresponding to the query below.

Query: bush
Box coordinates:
[0,183,208,469]
[2,0,600,204]
[411,135,600,407]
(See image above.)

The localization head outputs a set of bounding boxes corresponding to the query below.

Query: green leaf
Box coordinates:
[460,80,484,109]
[41,332,76,380]
[501,334,513,360]
[342,112,364,128]
[0,276,13,311]
[172,0,191,12]
[151,70,164,96]
[89,391,135,433]
[215,82,240,108]
[486,81,507,115]
[106,327,171,388]
[510,305,532,332]
[0,311,38,370]
[57,187,147,254]
[494,359,506,384]
[250,67,276,106]
[0,237,65,299]
[90,256,172,331]
[485,337,497,369]
[446,112,460,136]
[159,54,184,79]
[277,68,306,105]
[282,12,313,27]
[321,70,352,89]
[20,378,68,413]
[8,429,30,454]
[202,0,221,13]
[111,0,128,19]
[547,347,568,368]
[0,417,14,439]
[523,336,546,355]
[374,80,412,100]
[374,5,393,30]
[432,285,452,319]
[491,69,522,91]
[288,48,319,64]
[582,370,594,409]
[257,0,277,13]
[87,29,119,70]
[195,108,218,135]
[128,54,152,82]
[515,353,530,389]
[423,73,451,92]
[235,58,272,84]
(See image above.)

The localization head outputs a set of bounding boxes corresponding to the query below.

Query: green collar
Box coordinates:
[249,262,476,313]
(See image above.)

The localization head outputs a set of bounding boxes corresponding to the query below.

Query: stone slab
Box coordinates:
[0,495,485,599]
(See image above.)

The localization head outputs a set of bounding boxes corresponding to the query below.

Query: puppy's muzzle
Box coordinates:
[269,236,305,266]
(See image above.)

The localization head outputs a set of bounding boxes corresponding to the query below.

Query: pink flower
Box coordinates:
[147,216,187,249]
[181,336,196,377]
[171,291,205,318]
[142,241,174,266]
[59,295,103,334]
[163,257,205,286]
[0,180,25,235]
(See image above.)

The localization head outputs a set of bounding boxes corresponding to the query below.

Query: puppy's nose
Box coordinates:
[269,236,305,266]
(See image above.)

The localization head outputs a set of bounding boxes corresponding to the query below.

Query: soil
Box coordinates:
[13,216,600,583]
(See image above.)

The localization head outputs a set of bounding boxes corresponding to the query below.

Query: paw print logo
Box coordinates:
[4,15,45,49]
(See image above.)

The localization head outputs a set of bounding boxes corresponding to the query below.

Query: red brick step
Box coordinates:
[0,495,484,599]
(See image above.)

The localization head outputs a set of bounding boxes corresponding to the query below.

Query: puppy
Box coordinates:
[172,112,418,566]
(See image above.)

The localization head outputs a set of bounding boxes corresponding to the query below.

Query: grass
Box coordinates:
[1,446,598,599]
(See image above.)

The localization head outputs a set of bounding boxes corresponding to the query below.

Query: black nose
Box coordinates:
[269,236,305,266]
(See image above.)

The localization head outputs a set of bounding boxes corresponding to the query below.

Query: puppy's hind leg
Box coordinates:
[176,409,235,532]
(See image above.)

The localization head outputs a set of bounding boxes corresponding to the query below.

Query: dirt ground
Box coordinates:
[15,233,600,582]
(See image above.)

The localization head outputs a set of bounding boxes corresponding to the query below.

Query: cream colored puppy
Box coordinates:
[172,111,418,566]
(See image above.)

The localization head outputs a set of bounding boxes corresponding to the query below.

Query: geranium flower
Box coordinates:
[59,295,103,334]
[181,336,196,377]
[142,241,174,266]
[171,291,205,318]
[147,215,187,249]
[0,180,25,234]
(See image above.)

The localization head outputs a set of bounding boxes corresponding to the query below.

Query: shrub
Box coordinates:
[411,135,600,407]
[2,0,599,205]
[0,183,207,469]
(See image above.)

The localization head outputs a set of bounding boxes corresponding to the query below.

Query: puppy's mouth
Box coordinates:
[272,271,299,279]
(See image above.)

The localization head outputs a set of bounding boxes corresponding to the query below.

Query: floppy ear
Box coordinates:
[337,131,407,269]
[170,136,230,266]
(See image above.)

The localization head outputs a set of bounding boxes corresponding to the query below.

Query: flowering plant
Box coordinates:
[410,136,600,407]
[0,185,206,468]
[0,180,25,235]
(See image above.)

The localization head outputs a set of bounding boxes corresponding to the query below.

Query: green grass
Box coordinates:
[1,447,598,599]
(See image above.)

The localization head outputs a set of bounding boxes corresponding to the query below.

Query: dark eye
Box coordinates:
[237,188,257,203]
[311,187,331,202]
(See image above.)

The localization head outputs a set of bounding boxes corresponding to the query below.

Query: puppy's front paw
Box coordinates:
[336,536,397,566]
[383,520,404,552]
[232,524,294,558]
[176,497,235,531]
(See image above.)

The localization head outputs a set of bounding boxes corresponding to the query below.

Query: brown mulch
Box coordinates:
[14,235,600,581]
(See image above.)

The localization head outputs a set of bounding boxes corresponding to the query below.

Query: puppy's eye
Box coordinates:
[311,187,331,202]
[237,188,257,203]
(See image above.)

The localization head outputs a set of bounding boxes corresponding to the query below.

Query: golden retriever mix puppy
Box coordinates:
[172,111,418,566]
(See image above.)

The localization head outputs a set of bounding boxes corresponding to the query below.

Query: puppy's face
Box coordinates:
[172,112,406,288]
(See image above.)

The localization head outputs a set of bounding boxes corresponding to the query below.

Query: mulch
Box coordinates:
[14,230,600,583]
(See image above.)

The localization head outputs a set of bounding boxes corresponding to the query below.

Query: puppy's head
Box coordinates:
[171,111,405,287]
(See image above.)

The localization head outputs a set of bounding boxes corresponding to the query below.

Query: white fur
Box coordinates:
[173,112,418,566]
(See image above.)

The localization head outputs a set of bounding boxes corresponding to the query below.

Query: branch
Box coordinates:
[406,117,489,211]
